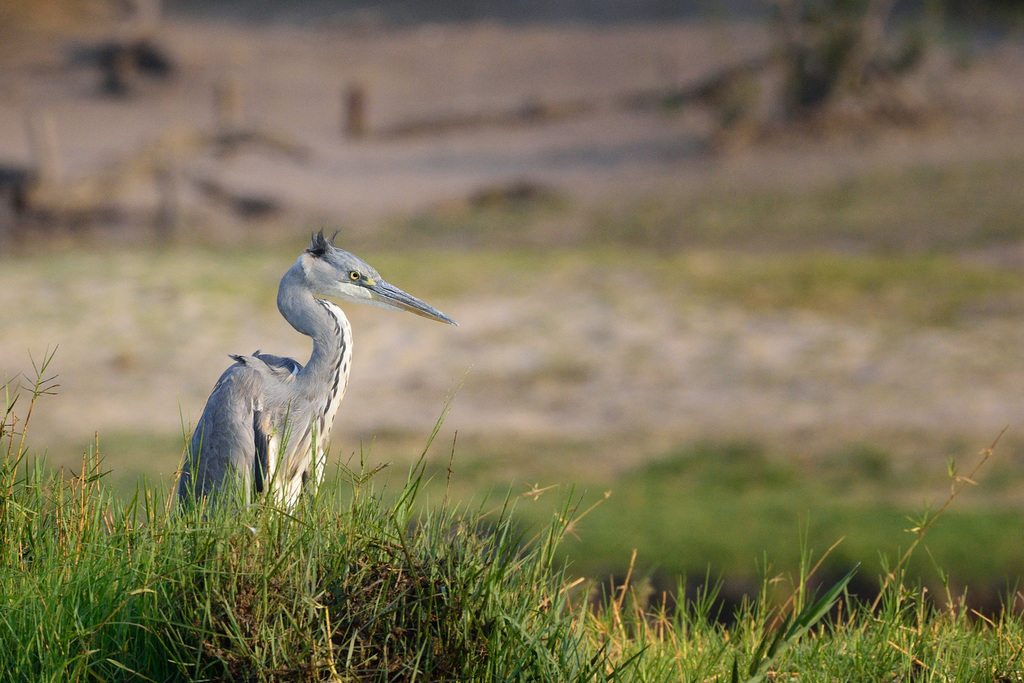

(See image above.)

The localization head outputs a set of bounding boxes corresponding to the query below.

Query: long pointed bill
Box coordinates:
[366,280,458,325]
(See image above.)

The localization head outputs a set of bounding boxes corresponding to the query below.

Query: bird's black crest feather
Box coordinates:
[307,230,333,258]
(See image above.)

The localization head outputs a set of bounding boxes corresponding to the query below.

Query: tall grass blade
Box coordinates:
[738,564,859,683]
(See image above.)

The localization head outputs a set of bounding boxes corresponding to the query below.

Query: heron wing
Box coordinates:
[258,371,316,506]
[178,357,269,503]
[178,349,320,506]
[253,399,271,494]
[253,351,303,378]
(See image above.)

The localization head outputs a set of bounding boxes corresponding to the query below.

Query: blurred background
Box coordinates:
[2,0,1024,611]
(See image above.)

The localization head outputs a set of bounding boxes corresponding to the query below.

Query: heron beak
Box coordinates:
[366,280,458,325]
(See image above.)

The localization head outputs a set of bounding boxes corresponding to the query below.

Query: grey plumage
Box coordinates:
[177,232,456,508]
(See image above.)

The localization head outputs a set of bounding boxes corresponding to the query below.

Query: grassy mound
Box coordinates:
[0,451,621,681]
[3,359,1024,681]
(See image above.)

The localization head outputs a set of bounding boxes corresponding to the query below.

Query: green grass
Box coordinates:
[369,154,1024,256]
[6,239,1024,352]
[667,251,1024,326]
[426,437,1024,612]
[45,427,1024,609]
[46,245,1024,326]
[0,463,614,681]
[589,156,1024,253]
[4,372,1024,681]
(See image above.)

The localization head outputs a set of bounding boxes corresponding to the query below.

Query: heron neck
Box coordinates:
[277,265,353,393]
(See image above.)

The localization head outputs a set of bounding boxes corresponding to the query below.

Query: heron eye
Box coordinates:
[349,271,360,281]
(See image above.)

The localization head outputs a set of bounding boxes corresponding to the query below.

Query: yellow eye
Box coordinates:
[349,271,360,281]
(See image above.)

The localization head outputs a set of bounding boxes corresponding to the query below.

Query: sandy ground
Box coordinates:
[2,18,1024,477]
[4,251,1024,478]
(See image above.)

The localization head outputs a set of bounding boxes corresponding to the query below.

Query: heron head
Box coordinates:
[300,231,457,325]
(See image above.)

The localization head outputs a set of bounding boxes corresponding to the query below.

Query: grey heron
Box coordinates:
[177,231,456,507]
